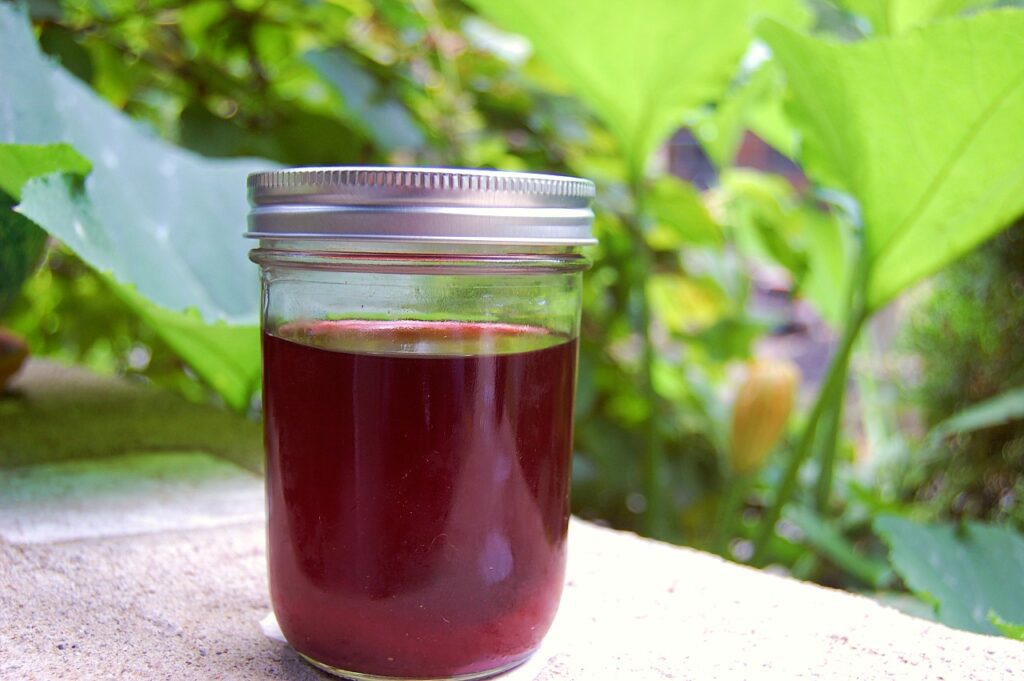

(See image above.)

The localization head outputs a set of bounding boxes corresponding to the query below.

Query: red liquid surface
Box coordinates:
[262,320,577,678]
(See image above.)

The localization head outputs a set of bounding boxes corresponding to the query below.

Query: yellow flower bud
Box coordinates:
[729,358,800,476]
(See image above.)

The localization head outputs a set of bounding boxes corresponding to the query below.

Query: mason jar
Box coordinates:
[246,167,595,681]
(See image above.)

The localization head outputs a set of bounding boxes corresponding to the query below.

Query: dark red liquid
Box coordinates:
[262,320,577,678]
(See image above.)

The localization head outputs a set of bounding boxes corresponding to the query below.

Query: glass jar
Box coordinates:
[246,167,595,681]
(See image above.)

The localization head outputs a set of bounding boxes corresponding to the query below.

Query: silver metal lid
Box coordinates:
[246,166,596,245]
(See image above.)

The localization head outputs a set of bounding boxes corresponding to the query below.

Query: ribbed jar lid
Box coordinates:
[246,166,596,245]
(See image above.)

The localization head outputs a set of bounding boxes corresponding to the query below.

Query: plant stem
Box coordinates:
[712,473,754,556]
[812,246,872,513]
[624,172,668,539]
[750,306,866,564]
[639,285,668,538]
[812,354,851,511]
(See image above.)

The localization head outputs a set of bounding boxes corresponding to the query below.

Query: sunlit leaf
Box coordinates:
[645,177,722,249]
[466,0,804,177]
[0,142,92,314]
[0,143,91,199]
[722,170,806,272]
[647,273,728,334]
[112,284,260,413]
[837,0,998,35]
[875,515,1024,635]
[695,62,794,168]
[720,169,853,323]
[762,11,1024,311]
[0,4,271,324]
[800,210,853,325]
[990,612,1024,641]
[0,4,271,407]
[745,68,799,160]
[306,50,425,153]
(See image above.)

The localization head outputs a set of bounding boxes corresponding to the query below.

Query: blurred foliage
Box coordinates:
[3,246,224,403]
[0,4,266,408]
[898,226,1024,527]
[875,515,1024,635]
[0,143,91,315]
[2,0,1024,635]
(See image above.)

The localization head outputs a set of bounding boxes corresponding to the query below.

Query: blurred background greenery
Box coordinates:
[2,0,1023,638]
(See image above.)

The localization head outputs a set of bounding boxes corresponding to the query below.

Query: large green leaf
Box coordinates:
[762,11,1024,311]
[875,515,1024,635]
[0,5,269,407]
[466,0,804,177]
[0,4,271,323]
[837,0,997,35]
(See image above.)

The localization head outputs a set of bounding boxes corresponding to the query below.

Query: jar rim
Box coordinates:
[246,166,596,245]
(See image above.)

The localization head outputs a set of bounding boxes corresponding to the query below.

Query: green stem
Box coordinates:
[712,473,754,556]
[624,173,667,539]
[639,286,668,538]
[811,349,852,512]
[750,306,866,565]
[812,243,872,512]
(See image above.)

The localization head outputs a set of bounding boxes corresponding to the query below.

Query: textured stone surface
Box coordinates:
[4,519,1023,681]
[2,361,1023,680]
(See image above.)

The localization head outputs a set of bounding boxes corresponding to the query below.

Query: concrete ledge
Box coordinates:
[3,519,1022,680]
[2,361,1022,679]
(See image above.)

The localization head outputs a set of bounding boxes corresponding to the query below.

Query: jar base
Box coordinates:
[297,651,536,681]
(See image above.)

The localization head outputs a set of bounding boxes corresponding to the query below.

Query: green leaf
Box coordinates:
[989,612,1024,641]
[645,177,722,249]
[787,506,895,588]
[762,11,1024,311]
[306,50,425,153]
[927,386,1024,441]
[800,210,854,325]
[695,63,794,168]
[0,194,47,315]
[837,0,998,35]
[112,284,260,413]
[721,170,806,273]
[745,70,800,160]
[720,169,854,323]
[875,515,1024,635]
[696,317,769,361]
[0,142,92,313]
[647,274,728,335]
[870,591,940,622]
[0,143,91,199]
[0,5,271,407]
[0,4,271,324]
[466,0,803,177]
